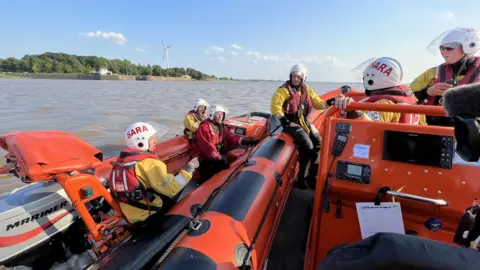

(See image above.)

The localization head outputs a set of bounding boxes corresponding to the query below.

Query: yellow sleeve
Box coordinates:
[270,87,290,119]
[307,86,327,110]
[409,67,436,92]
[184,114,200,132]
[361,99,400,123]
[135,158,192,198]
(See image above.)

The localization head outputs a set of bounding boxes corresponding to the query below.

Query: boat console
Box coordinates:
[224,112,269,140]
[305,101,480,270]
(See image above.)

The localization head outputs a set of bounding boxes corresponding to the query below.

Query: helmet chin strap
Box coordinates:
[449,54,470,86]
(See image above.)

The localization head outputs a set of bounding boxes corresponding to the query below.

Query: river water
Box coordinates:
[0,79,363,192]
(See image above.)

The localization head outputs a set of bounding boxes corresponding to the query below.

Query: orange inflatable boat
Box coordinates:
[0,84,353,270]
[84,86,354,270]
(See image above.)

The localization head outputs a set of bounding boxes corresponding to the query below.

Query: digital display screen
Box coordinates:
[383,130,451,168]
[347,164,362,176]
[235,127,245,135]
[338,135,347,142]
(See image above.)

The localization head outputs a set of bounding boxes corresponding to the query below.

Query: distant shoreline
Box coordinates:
[0,72,217,81]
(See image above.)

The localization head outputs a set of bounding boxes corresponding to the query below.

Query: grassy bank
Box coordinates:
[0,73,25,79]
[2,72,138,81]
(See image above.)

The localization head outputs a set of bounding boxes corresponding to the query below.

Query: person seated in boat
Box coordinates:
[108,122,200,224]
[184,98,209,141]
[333,56,421,125]
[270,63,328,190]
[410,27,480,126]
[194,104,259,182]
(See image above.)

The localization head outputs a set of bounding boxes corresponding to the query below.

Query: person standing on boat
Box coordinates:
[109,122,200,224]
[333,57,421,124]
[270,63,326,190]
[184,98,209,141]
[194,104,259,182]
[410,28,480,126]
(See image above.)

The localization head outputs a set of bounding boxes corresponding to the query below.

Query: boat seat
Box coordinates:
[227,147,248,163]
[319,232,480,270]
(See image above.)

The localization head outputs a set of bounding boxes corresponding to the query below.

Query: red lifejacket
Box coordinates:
[363,85,420,124]
[204,120,226,152]
[108,148,160,206]
[426,56,480,105]
[281,81,313,121]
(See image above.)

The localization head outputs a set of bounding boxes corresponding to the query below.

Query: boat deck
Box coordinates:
[267,187,315,270]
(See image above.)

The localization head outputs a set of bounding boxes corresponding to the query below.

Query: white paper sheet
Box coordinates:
[356,202,405,239]
[353,144,370,159]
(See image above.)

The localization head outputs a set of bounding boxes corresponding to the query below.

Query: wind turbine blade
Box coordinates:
[162,40,165,48]
[167,45,172,49]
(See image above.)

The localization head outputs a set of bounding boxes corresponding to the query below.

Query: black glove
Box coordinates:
[242,138,260,146]
[215,155,230,170]
[280,117,289,127]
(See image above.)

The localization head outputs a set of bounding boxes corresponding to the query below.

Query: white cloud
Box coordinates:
[243,50,347,67]
[441,12,455,20]
[245,51,262,59]
[136,48,147,53]
[230,51,239,56]
[81,30,127,45]
[206,46,225,54]
[230,44,243,50]
[210,56,226,62]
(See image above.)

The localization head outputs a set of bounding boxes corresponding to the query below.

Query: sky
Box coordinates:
[1,0,480,82]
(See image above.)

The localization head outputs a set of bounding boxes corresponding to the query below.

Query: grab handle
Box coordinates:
[386,190,449,206]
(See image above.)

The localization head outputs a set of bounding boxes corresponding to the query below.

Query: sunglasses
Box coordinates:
[439,43,461,51]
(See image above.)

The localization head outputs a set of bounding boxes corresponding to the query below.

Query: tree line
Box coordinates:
[0,52,230,80]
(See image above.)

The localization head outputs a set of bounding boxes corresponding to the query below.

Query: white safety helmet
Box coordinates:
[124,122,157,151]
[361,57,403,91]
[290,64,308,82]
[208,104,229,122]
[427,28,480,55]
[193,98,209,111]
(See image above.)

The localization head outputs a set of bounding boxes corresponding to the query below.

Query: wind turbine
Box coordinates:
[162,40,172,69]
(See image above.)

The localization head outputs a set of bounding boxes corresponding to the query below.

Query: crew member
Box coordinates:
[184,98,209,141]
[334,57,421,125]
[411,27,480,126]
[194,104,259,181]
[270,63,327,189]
[109,122,199,224]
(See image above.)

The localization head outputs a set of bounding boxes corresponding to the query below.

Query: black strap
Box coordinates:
[119,150,150,158]
[127,200,162,212]
[439,64,446,83]
[370,88,413,97]
[468,64,480,84]
[375,186,391,205]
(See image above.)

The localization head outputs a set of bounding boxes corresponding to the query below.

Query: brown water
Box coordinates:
[0,78,363,192]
